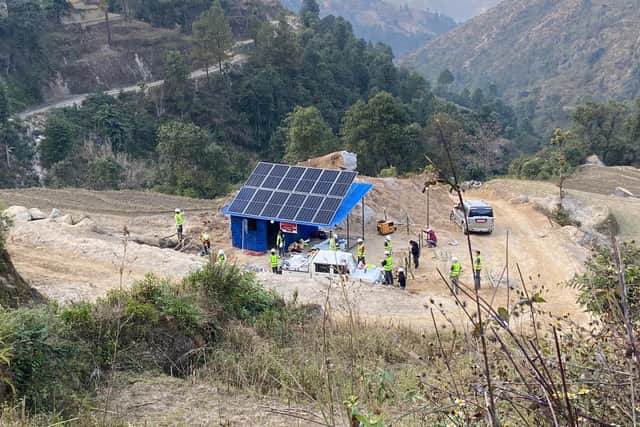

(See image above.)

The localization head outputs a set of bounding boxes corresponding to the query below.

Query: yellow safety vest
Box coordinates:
[270,254,278,267]
[451,261,461,277]
[357,243,365,257]
[329,237,337,251]
[384,240,392,253]
[217,254,226,263]
[175,212,184,226]
[276,233,284,248]
[474,255,482,271]
[383,256,393,271]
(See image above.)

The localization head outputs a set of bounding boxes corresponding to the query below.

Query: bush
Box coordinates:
[88,158,123,190]
[378,166,397,177]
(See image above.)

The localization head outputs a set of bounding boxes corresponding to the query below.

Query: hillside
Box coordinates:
[387,0,499,22]
[280,0,456,55]
[402,0,640,129]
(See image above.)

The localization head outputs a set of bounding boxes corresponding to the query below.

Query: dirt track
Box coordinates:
[1,167,613,325]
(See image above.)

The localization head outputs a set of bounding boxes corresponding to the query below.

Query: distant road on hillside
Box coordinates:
[19,48,250,119]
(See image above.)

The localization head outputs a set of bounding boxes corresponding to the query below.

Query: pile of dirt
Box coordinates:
[4,205,206,302]
[297,151,357,171]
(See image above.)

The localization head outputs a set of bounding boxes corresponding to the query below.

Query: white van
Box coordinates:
[450,200,495,234]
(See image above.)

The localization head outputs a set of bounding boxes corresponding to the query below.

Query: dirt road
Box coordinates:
[2,174,592,326]
[18,52,248,119]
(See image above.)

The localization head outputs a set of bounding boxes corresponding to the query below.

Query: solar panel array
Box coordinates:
[227,163,357,225]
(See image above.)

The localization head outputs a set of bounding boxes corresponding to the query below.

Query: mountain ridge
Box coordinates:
[401,0,640,129]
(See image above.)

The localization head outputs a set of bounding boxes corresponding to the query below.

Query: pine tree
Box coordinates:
[192,1,233,80]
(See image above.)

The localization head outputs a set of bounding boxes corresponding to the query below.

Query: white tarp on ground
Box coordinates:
[311,249,355,270]
[310,250,383,283]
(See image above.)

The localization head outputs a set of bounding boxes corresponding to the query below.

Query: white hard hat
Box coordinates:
[271,248,276,253]
[385,235,391,241]
[384,250,390,255]
[218,249,224,255]
[175,208,181,213]
[357,238,363,243]
[451,257,458,262]
[426,227,432,232]
[333,234,338,239]
[398,267,404,272]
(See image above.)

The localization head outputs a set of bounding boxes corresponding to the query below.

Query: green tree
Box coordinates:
[341,91,421,175]
[300,0,319,27]
[255,15,300,70]
[282,106,337,163]
[570,242,640,326]
[45,0,70,23]
[571,100,628,165]
[0,79,8,123]
[88,157,123,190]
[40,112,76,168]
[192,1,233,79]
[163,50,193,115]
[437,69,454,89]
[156,120,232,197]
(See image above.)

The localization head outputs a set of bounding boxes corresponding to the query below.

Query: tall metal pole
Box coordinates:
[427,186,431,228]
[346,213,350,250]
[361,197,365,240]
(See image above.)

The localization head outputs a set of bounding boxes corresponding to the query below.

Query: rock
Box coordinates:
[3,206,32,222]
[55,214,74,225]
[49,208,62,219]
[614,187,634,198]
[509,194,529,205]
[75,218,97,232]
[584,155,604,167]
[28,208,47,220]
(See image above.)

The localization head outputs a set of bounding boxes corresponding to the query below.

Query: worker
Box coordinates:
[276,230,285,257]
[200,230,211,256]
[425,227,437,248]
[450,256,462,294]
[270,248,279,274]
[473,250,483,290]
[398,267,406,289]
[329,233,338,251]
[409,240,420,269]
[381,251,393,286]
[356,238,365,266]
[174,208,184,242]
[217,249,226,264]
[384,235,392,254]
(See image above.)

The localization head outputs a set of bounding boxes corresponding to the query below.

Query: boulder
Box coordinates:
[28,208,47,220]
[509,194,529,205]
[55,214,74,225]
[584,155,604,166]
[614,187,634,198]
[49,208,62,219]
[74,218,97,232]
[3,206,31,223]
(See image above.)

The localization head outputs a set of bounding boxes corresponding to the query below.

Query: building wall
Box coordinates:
[230,216,318,252]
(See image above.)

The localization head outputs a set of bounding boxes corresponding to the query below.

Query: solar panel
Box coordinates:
[278,178,298,191]
[225,162,358,225]
[336,171,357,184]
[228,198,249,214]
[303,195,324,210]
[329,183,350,197]
[253,189,273,203]
[261,203,282,217]
[321,197,342,211]
[262,176,282,189]
[236,187,256,201]
[313,210,335,224]
[286,193,306,207]
[296,208,317,222]
[245,202,266,216]
[279,206,299,220]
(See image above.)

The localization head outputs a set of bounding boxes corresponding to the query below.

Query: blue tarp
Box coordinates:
[221,182,373,227]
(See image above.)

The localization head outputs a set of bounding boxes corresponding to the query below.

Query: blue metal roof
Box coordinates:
[222,182,372,227]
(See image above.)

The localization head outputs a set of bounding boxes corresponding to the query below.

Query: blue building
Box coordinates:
[222,162,372,253]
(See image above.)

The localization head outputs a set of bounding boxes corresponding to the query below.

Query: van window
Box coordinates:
[468,207,493,217]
